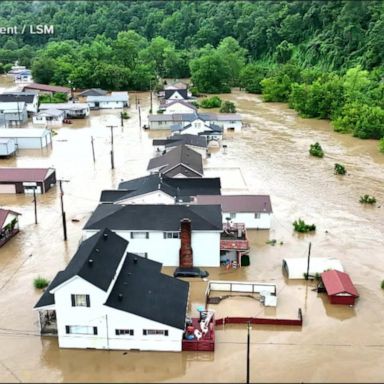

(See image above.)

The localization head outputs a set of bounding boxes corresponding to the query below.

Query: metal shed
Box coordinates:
[320,270,359,305]
[282,257,344,279]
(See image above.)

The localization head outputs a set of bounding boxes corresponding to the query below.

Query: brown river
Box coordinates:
[0,75,384,382]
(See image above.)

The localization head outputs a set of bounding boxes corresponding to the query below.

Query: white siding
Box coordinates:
[53,276,183,351]
[223,211,271,229]
[82,229,221,267]
[116,191,175,205]
[164,103,195,114]
[0,140,16,155]
[191,231,221,267]
[54,276,109,350]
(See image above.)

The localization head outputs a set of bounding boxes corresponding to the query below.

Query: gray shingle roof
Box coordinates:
[34,228,128,309]
[104,253,189,330]
[101,174,221,203]
[83,204,223,231]
[147,145,203,176]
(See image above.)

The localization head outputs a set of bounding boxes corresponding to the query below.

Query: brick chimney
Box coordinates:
[179,218,193,268]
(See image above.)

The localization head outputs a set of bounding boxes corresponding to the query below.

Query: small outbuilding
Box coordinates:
[319,270,359,306]
[0,139,16,157]
[0,167,56,194]
[0,208,21,247]
[0,128,52,149]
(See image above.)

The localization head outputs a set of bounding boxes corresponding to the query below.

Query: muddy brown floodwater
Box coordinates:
[0,78,383,382]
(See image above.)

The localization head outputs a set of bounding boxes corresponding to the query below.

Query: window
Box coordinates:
[71,294,90,307]
[65,325,97,335]
[135,252,148,258]
[143,329,169,336]
[163,232,180,239]
[130,232,149,239]
[254,213,261,219]
[229,213,236,219]
[115,329,134,336]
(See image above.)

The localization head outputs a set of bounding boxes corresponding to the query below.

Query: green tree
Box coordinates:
[220,101,236,113]
[239,63,271,94]
[216,36,247,86]
[31,57,56,84]
[190,51,231,93]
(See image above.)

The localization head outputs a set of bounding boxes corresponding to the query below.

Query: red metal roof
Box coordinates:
[0,168,53,182]
[0,208,20,228]
[195,195,273,213]
[23,83,70,93]
[321,270,359,297]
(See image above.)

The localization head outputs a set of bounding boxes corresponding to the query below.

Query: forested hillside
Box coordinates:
[0,1,383,71]
[0,1,383,148]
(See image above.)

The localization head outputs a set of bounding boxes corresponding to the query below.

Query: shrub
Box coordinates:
[199,96,222,109]
[120,111,130,119]
[359,194,376,204]
[34,276,50,289]
[334,163,346,175]
[293,218,316,233]
[381,280,384,290]
[220,100,236,113]
[379,138,384,153]
[309,142,324,158]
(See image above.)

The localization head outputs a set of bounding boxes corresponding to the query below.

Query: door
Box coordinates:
[0,184,16,194]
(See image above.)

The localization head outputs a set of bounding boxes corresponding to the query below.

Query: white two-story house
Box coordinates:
[34,228,189,352]
[82,204,223,267]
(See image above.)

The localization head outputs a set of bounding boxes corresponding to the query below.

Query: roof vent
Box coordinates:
[133,257,138,264]
[103,233,108,240]
[95,248,100,253]
[118,293,123,301]
[88,259,94,266]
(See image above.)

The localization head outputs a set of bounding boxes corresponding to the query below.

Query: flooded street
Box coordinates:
[0,78,384,382]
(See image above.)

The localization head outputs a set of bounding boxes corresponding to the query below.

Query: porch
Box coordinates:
[37,310,58,335]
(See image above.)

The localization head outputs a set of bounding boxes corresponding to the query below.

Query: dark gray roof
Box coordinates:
[164,89,189,100]
[78,88,107,97]
[104,253,189,329]
[152,139,172,146]
[152,135,207,149]
[0,93,36,104]
[99,190,134,203]
[168,134,207,149]
[34,228,128,308]
[147,145,203,176]
[84,204,223,231]
[114,174,221,203]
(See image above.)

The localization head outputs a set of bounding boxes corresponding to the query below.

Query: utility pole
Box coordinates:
[32,187,37,224]
[58,179,70,241]
[246,321,251,384]
[106,125,117,169]
[91,136,96,163]
[150,79,153,113]
[138,103,142,129]
[306,242,312,280]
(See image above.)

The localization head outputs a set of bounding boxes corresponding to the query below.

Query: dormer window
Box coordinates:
[71,294,90,307]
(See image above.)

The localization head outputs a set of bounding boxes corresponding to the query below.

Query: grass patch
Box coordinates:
[34,276,50,289]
